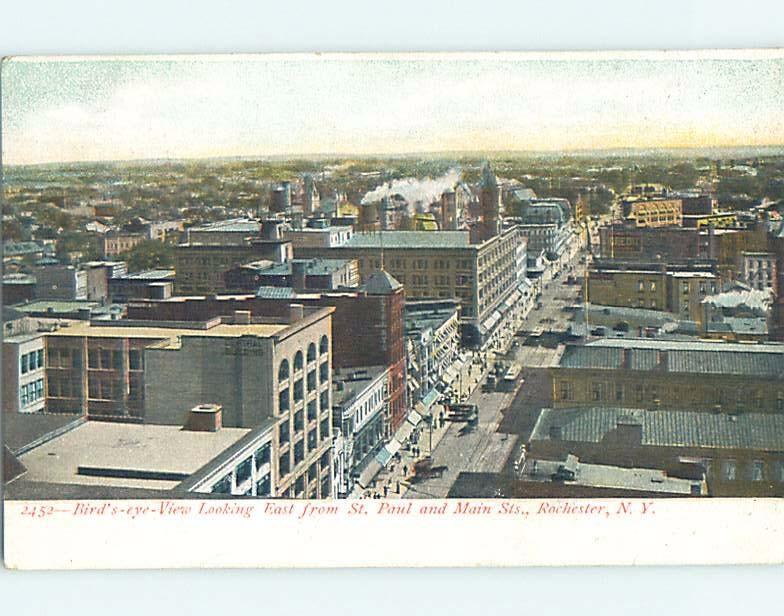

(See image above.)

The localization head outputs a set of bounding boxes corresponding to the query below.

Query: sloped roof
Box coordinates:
[531,407,784,451]
[364,270,402,294]
[3,446,27,484]
[559,339,784,377]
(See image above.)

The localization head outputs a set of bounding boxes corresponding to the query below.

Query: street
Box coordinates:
[403,245,587,499]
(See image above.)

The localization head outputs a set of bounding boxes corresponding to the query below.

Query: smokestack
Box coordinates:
[261,219,283,240]
[441,189,458,231]
[292,261,307,291]
[271,183,292,213]
[480,163,500,240]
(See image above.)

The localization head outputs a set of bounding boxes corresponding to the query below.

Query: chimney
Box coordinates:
[234,310,251,325]
[289,303,305,323]
[292,261,307,291]
[185,404,222,432]
[261,219,282,240]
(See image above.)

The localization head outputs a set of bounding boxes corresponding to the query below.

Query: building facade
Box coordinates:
[331,366,389,497]
[587,260,720,323]
[551,339,784,413]
[294,227,526,350]
[529,406,784,496]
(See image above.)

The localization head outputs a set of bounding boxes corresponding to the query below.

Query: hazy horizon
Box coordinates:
[3,52,784,166]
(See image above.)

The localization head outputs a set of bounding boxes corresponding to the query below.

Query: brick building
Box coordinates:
[587,260,720,323]
[125,269,408,433]
[551,338,784,413]
[529,406,784,496]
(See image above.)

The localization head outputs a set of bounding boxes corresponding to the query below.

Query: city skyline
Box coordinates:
[3,51,784,166]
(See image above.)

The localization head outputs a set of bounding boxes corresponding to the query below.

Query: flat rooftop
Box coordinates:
[18,421,252,490]
[344,230,471,249]
[523,457,702,495]
[45,319,289,340]
[332,365,388,407]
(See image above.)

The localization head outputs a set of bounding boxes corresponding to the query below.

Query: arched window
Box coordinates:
[278,359,289,381]
[294,351,304,372]
[307,343,316,362]
[319,335,329,355]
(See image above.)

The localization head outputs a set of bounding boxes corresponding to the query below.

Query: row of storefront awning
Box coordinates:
[356,390,440,489]
[479,282,534,337]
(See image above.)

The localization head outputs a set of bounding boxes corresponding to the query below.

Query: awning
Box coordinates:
[406,409,423,426]
[393,420,415,444]
[376,439,402,467]
[356,459,383,488]
[421,388,440,410]
[480,310,503,335]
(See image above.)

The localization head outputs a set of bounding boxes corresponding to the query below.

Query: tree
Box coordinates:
[120,240,175,272]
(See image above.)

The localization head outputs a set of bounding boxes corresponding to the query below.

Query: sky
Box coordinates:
[2,51,784,165]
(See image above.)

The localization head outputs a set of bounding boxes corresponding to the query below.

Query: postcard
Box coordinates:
[2,50,784,569]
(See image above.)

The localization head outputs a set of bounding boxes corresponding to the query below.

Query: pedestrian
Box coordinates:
[403,464,408,476]
[383,486,389,497]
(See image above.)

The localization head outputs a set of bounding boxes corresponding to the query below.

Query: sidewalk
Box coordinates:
[355,359,488,500]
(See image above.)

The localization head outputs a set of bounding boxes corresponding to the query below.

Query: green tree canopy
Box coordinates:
[120,240,175,272]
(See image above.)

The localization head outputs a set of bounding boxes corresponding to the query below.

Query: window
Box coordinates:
[307,370,316,391]
[129,349,142,370]
[254,443,271,468]
[751,461,764,482]
[308,429,317,450]
[776,461,784,483]
[320,418,330,441]
[294,379,304,402]
[279,454,290,477]
[295,475,305,495]
[294,351,304,372]
[637,280,644,292]
[615,383,623,402]
[319,361,329,382]
[307,400,317,421]
[308,463,318,482]
[320,451,330,468]
[20,354,29,374]
[211,474,232,495]
[294,410,304,432]
[278,359,289,381]
[558,381,573,401]
[320,336,329,355]
[722,460,737,481]
[279,422,290,445]
[279,388,290,412]
[236,457,253,485]
[294,441,305,465]
[307,343,316,362]
[320,390,329,411]
[256,474,271,497]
